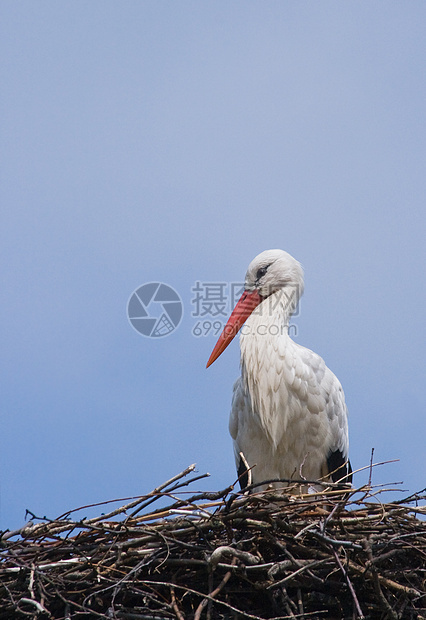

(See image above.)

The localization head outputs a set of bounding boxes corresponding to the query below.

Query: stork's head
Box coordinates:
[206,249,304,368]
[244,249,304,299]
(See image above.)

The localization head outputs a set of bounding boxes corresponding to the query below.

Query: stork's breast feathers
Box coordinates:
[239,337,348,457]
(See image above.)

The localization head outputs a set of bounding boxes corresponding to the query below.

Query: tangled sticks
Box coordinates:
[0,464,425,619]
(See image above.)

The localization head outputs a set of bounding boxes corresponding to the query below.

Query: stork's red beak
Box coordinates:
[206,289,263,368]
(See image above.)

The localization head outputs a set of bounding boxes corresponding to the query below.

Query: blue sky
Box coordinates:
[1,2,425,530]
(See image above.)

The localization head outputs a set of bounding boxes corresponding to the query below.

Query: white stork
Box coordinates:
[207,249,351,491]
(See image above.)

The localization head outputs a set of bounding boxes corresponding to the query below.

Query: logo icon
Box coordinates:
[128,283,183,338]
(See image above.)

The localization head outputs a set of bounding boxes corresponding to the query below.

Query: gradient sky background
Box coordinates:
[1,2,425,531]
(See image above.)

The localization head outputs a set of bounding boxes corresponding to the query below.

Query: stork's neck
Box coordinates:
[243,288,297,340]
[239,288,298,373]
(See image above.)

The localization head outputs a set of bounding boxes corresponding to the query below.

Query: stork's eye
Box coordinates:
[256,265,270,280]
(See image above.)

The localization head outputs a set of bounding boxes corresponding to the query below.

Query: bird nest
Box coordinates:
[1,464,425,620]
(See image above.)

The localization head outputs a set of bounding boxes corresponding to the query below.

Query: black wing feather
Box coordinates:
[237,456,250,490]
[327,449,352,483]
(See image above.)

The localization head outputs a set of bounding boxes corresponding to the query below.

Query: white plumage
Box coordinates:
[207,249,351,490]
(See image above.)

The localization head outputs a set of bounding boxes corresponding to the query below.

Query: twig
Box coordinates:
[194,556,237,620]
[267,559,329,589]
[368,448,375,487]
[18,597,51,616]
[208,546,260,568]
[362,537,398,620]
[128,465,201,519]
[170,586,185,620]
[331,550,364,619]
